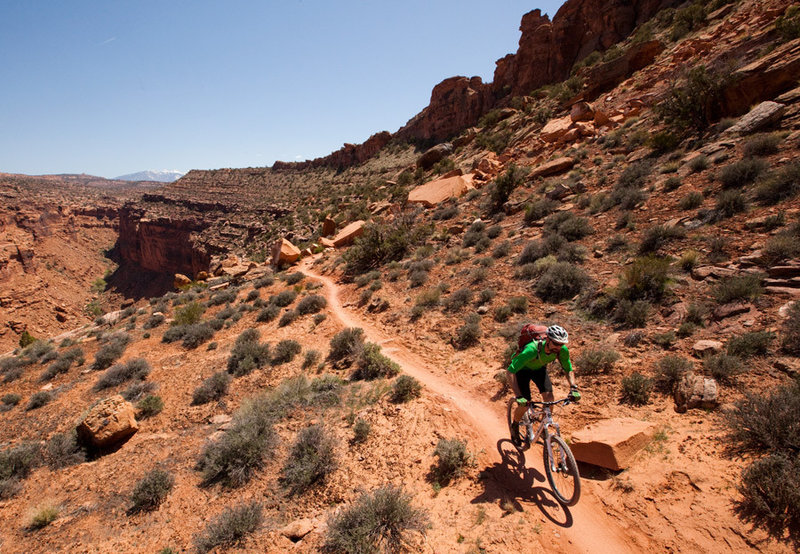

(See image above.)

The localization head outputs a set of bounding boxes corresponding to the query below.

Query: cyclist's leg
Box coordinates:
[513,370,533,423]
[532,369,554,403]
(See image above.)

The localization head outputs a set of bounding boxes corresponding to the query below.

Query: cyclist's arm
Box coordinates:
[559,346,578,389]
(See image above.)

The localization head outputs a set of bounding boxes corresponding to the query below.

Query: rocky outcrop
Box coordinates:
[724,101,787,135]
[579,39,665,100]
[570,418,656,470]
[530,157,576,178]
[272,238,301,266]
[674,373,718,413]
[272,131,392,171]
[76,395,139,448]
[408,174,475,208]
[417,143,454,169]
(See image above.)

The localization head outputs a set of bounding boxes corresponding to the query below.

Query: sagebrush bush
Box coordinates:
[755,162,800,204]
[329,328,365,364]
[302,349,321,370]
[688,155,709,173]
[655,355,692,392]
[121,381,157,402]
[535,262,589,302]
[129,468,174,513]
[543,212,593,241]
[253,274,274,289]
[430,438,470,486]
[91,332,130,370]
[162,323,214,349]
[94,358,151,390]
[743,133,783,157]
[576,347,620,374]
[703,353,742,384]
[194,501,263,554]
[0,393,21,411]
[715,189,747,218]
[726,331,774,359]
[638,224,686,254]
[278,309,298,327]
[296,294,327,315]
[726,380,800,456]
[391,375,422,403]
[737,453,800,539]
[718,158,768,189]
[45,431,85,470]
[325,486,428,554]
[41,347,84,381]
[137,395,164,418]
[454,314,481,350]
[524,198,557,225]
[173,301,205,325]
[782,301,800,355]
[281,424,337,494]
[0,442,39,499]
[620,256,671,301]
[272,339,302,365]
[207,289,237,307]
[26,391,52,411]
[444,288,472,312]
[353,342,399,380]
[283,271,304,285]
[613,299,650,329]
[227,329,270,377]
[761,235,800,266]
[713,274,763,304]
[620,373,653,406]
[193,372,231,405]
[256,304,280,322]
[269,289,297,308]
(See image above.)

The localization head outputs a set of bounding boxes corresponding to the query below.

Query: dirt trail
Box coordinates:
[300,258,650,554]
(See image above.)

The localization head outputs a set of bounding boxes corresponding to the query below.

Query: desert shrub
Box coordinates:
[679,250,699,272]
[325,486,428,554]
[715,189,747,218]
[19,330,36,348]
[408,269,428,288]
[194,501,263,554]
[281,424,337,494]
[215,304,236,321]
[543,212,593,241]
[302,349,321,370]
[352,418,371,444]
[755,162,800,205]
[173,301,205,325]
[193,372,231,405]
[1,393,22,410]
[227,329,270,377]
[606,235,629,253]
[524,198,558,225]
[430,438,470,486]
[283,272,304,285]
[718,158,768,189]
[713,274,763,304]
[476,288,496,305]
[278,309,298,327]
[313,313,327,325]
[462,221,486,248]
[703,353,742,384]
[517,240,548,265]
[652,331,676,349]
[493,305,512,322]
[727,331,774,359]
[136,395,163,418]
[0,442,40,499]
[253,274,274,289]
[309,375,344,407]
[743,133,783,157]
[329,328,365,365]
[685,303,708,327]
[143,313,165,329]
[616,160,653,191]
[638,225,686,254]
[245,289,260,302]
[535,262,589,302]
[762,235,800,266]
[121,381,156,402]
[296,294,327,315]
[272,339,302,366]
[353,342,399,380]
[256,304,280,322]
[612,299,650,328]
[129,468,174,513]
[782,301,800,355]
[444,288,472,312]
[657,65,727,134]
[619,256,671,301]
[688,155,709,173]
[454,314,481,350]
[45,431,85,470]
[207,318,225,331]
[726,380,800,456]
[736,453,800,540]
[91,332,130,370]
[26,502,60,530]
[576,347,620,375]
[432,204,458,220]
[41,347,84,381]
[270,289,297,307]
[0,357,23,383]
[207,289,237,307]
[343,217,433,275]
[508,296,528,314]
[391,375,422,403]
[94,358,151,390]
[620,373,653,406]
[26,391,52,411]
[184,323,215,349]
[678,191,703,211]
[655,355,692,392]
[490,163,529,213]
[649,130,679,153]
[492,240,511,258]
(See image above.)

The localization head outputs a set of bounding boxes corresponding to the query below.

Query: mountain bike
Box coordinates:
[506,396,581,506]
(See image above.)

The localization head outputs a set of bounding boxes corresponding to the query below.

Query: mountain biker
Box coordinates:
[506,325,580,447]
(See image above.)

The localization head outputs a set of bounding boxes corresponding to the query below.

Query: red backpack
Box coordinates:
[516,324,548,355]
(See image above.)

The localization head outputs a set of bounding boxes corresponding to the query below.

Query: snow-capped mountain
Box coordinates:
[115,170,184,183]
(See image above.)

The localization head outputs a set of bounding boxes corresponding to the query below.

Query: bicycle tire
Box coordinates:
[506,398,525,448]
[543,434,581,506]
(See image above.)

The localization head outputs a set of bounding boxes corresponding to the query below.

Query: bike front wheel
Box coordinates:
[543,434,581,506]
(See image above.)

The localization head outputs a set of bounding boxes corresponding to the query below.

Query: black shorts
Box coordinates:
[516,369,552,400]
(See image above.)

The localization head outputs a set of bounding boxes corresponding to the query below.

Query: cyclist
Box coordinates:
[507,325,580,447]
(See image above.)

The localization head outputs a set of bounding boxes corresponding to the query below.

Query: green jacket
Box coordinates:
[507,340,573,375]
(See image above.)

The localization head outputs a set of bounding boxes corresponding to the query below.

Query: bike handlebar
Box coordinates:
[529,397,573,407]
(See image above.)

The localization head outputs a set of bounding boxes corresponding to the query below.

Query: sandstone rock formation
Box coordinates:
[272,238,301,267]
[530,157,576,178]
[76,395,139,448]
[570,418,656,471]
[174,273,191,288]
[327,220,365,248]
[408,174,475,208]
[724,101,787,135]
[674,373,718,413]
[272,131,392,171]
[417,143,454,170]
[322,215,336,237]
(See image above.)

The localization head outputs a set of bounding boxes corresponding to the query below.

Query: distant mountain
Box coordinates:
[115,170,184,183]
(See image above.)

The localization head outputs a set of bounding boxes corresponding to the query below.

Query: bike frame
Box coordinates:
[522,398,571,465]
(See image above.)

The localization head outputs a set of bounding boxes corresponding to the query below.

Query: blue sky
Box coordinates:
[0,1,565,178]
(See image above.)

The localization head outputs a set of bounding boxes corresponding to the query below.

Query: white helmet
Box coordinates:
[547,325,569,345]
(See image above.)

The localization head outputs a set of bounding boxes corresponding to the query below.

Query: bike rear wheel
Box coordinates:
[543,434,581,506]
[506,398,525,447]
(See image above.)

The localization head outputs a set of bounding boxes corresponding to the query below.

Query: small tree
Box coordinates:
[490,163,528,213]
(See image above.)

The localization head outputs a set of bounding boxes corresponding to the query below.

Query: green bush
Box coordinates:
[194,501,263,554]
[281,424,337,494]
[638,225,686,254]
[726,331,774,359]
[726,380,800,456]
[256,304,280,322]
[283,271,305,285]
[535,262,590,302]
[27,502,60,530]
[94,358,151,390]
[430,438,470,486]
[703,353,742,384]
[492,240,511,258]
[296,294,327,315]
[353,342,399,380]
[352,418,371,444]
[45,431,85,470]
[620,373,653,406]
[619,256,672,301]
[649,130,679,154]
[137,395,164,418]
[343,217,433,275]
[26,391,52,411]
[329,328,365,365]
[453,314,481,350]
[391,375,422,403]
[19,330,36,348]
[493,305,512,322]
[713,274,763,304]
[657,65,727,134]
[755,162,800,204]
[173,301,205,325]
[272,339,302,365]
[761,235,800,266]
[490,163,529,213]
[576,347,620,374]
[129,469,174,513]
[324,486,428,554]
[227,329,271,377]
[718,158,768,189]
[655,355,692,392]
[91,332,131,370]
[193,372,231,405]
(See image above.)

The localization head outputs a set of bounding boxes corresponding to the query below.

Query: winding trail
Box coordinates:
[300,257,647,554]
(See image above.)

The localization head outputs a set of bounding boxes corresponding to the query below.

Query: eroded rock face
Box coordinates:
[272,132,392,171]
[272,238,301,267]
[329,220,365,248]
[76,395,139,448]
[569,418,656,471]
[408,174,475,207]
[724,101,787,135]
[674,373,718,413]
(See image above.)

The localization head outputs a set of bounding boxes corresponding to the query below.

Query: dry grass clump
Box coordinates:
[26,501,60,530]
[194,501,263,554]
[94,358,151,391]
[281,424,338,495]
[429,438,470,486]
[227,329,271,377]
[192,372,231,405]
[128,469,174,513]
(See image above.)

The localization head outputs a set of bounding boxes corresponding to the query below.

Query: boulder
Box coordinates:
[416,143,453,169]
[195,271,210,281]
[593,109,615,127]
[724,101,786,135]
[545,183,571,201]
[174,273,191,288]
[475,154,501,175]
[569,418,656,471]
[570,101,594,122]
[774,358,800,378]
[530,157,575,179]
[674,373,718,413]
[281,518,315,541]
[408,174,474,208]
[540,116,573,143]
[331,220,366,248]
[271,238,301,266]
[692,340,723,357]
[76,395,139,448]
[712,302,750,321]
[322,215,336,237]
